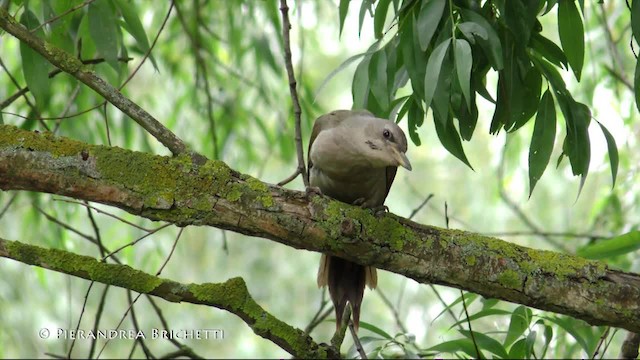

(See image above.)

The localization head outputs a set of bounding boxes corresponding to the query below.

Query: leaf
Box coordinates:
[358,0,371,36]
[542,316,591,355]
[635,56,640,113]
[631,0,640,45]
[89,0,120,72]
[432,292,478,323]
[460,9,503,70]
[459,329,510,359]
[359,321,394,340]
[454,39,472,111]
[338,0,350,37]
[509,338,528,359]
[424,38,451,114]
[19,10,51,109]
[43,0,75,54]
[368,50,389,111]
[528,90,557,197]
[352,56,371,109]
[426,338,484,358]
[434,111,473,169]
[407,99,423,146]
[113,0,158,70]
[558,0,584,80]
[417,0,446,51]
[373,0,392,39]
[448,309,512,330]
[577,231,640,259]
[531,33,568,69]
[458,21,489,43]
[537,319,554,359]
[504,306,533,348]
[594,120,618,187]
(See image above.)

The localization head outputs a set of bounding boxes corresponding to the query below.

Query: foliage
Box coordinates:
[340,0,637,195]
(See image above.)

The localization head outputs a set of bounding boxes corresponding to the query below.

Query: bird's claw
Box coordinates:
[305,186,323,198]
[371,205,389,216]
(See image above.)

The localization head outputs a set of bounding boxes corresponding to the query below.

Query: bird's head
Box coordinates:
[356,116,412,171]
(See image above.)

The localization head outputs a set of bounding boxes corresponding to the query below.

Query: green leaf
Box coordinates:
[89,0,120,72]
[528,90,557,197]
[542,316,591,355]
[407,99,423,146]
[426,338,484,358]
[432,292,478,323]
[531,33,568,69]
[635,57,640,113]
[373,0,392,39]
[459,329,510,359]
[359,321,394,340]
[358,0,372,36]
[631,0,640,45]
[577,231,640,259]
[537,319,554,359]
[504,306,533,348]
[417,0,445,51]
[448,309,512,330]
[454,39,472,111]
[368,50,389,111]
[509,338,527,359]
[352,56,371,109]
[43,0,75,54]
[558,0,584,80]
[19,10,51,109]
[460,10,503,70]
[458,21,489,43]
[594,120,618,188]
[424,38,451,115]
[113,0,158,70]
[338,0,350,37]
[434,111,473,169]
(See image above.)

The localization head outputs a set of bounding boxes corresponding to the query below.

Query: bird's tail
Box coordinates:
[317,254,377,332]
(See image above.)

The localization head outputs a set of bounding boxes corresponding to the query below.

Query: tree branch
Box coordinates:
[0,236,338,359]
[1,124,640,334]
[0,7,201,161]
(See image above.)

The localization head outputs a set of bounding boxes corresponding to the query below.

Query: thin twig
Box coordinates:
[0,193,18,219]
[591,327,611,359]
[67,282,95,358]
[54,199,153,231]
[408,193,434,220]
[101,224,171,261]
[30,0,97,33]
[279,0,308,187]
[349,320,367,359]
[87,285,109,359]
[460,290,482,359]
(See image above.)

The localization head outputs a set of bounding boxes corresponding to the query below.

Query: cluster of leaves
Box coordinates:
[353,293,612,359]
[341,0,636,196]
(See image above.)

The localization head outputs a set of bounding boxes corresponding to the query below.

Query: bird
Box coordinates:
[307,109,412,332]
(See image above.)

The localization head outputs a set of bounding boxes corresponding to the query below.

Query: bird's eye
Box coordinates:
[383,129,391,139]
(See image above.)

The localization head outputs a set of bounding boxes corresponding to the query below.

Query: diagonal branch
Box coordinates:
[0,237,338,359]
[0,124,640,334]
[0,7,201,162]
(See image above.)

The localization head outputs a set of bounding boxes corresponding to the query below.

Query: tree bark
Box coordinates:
[1,124,639,334]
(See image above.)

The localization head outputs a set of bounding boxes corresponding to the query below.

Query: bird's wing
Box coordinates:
[307,110,374,178]
[384,166,398,201]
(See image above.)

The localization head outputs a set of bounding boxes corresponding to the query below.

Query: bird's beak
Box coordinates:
[392,147,412,171]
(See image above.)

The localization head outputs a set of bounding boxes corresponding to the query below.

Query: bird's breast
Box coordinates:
[309,166,387,207]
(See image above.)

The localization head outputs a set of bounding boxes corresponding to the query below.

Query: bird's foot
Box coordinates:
[370,204,389,216]
[305,186,323,198]
[352,198,366,207]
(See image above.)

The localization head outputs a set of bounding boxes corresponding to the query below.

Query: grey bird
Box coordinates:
[308,109,412,332]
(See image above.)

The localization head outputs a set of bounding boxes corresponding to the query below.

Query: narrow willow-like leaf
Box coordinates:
[558,0,584,80]
[459,329,510,359]
[460,10,503,70]
[338,0,350,37]
[424,39,451,116]
[368,50,389,111]
[454,38,472,111]
[434,111,473,169]
[19,10,51,109]
[528,90,556,197]
[594,120,619,188]
[114,0,157,70]
[373,0,392,39]
[504,306,532,348]
[417,0,445,51]
[89,0,120,72]
[578,231,640,259]
[407,99,423,146]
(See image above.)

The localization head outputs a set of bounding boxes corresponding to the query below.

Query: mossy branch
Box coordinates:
[1,124,640,334]
[0,7,202,162]
[0,237,338,359]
